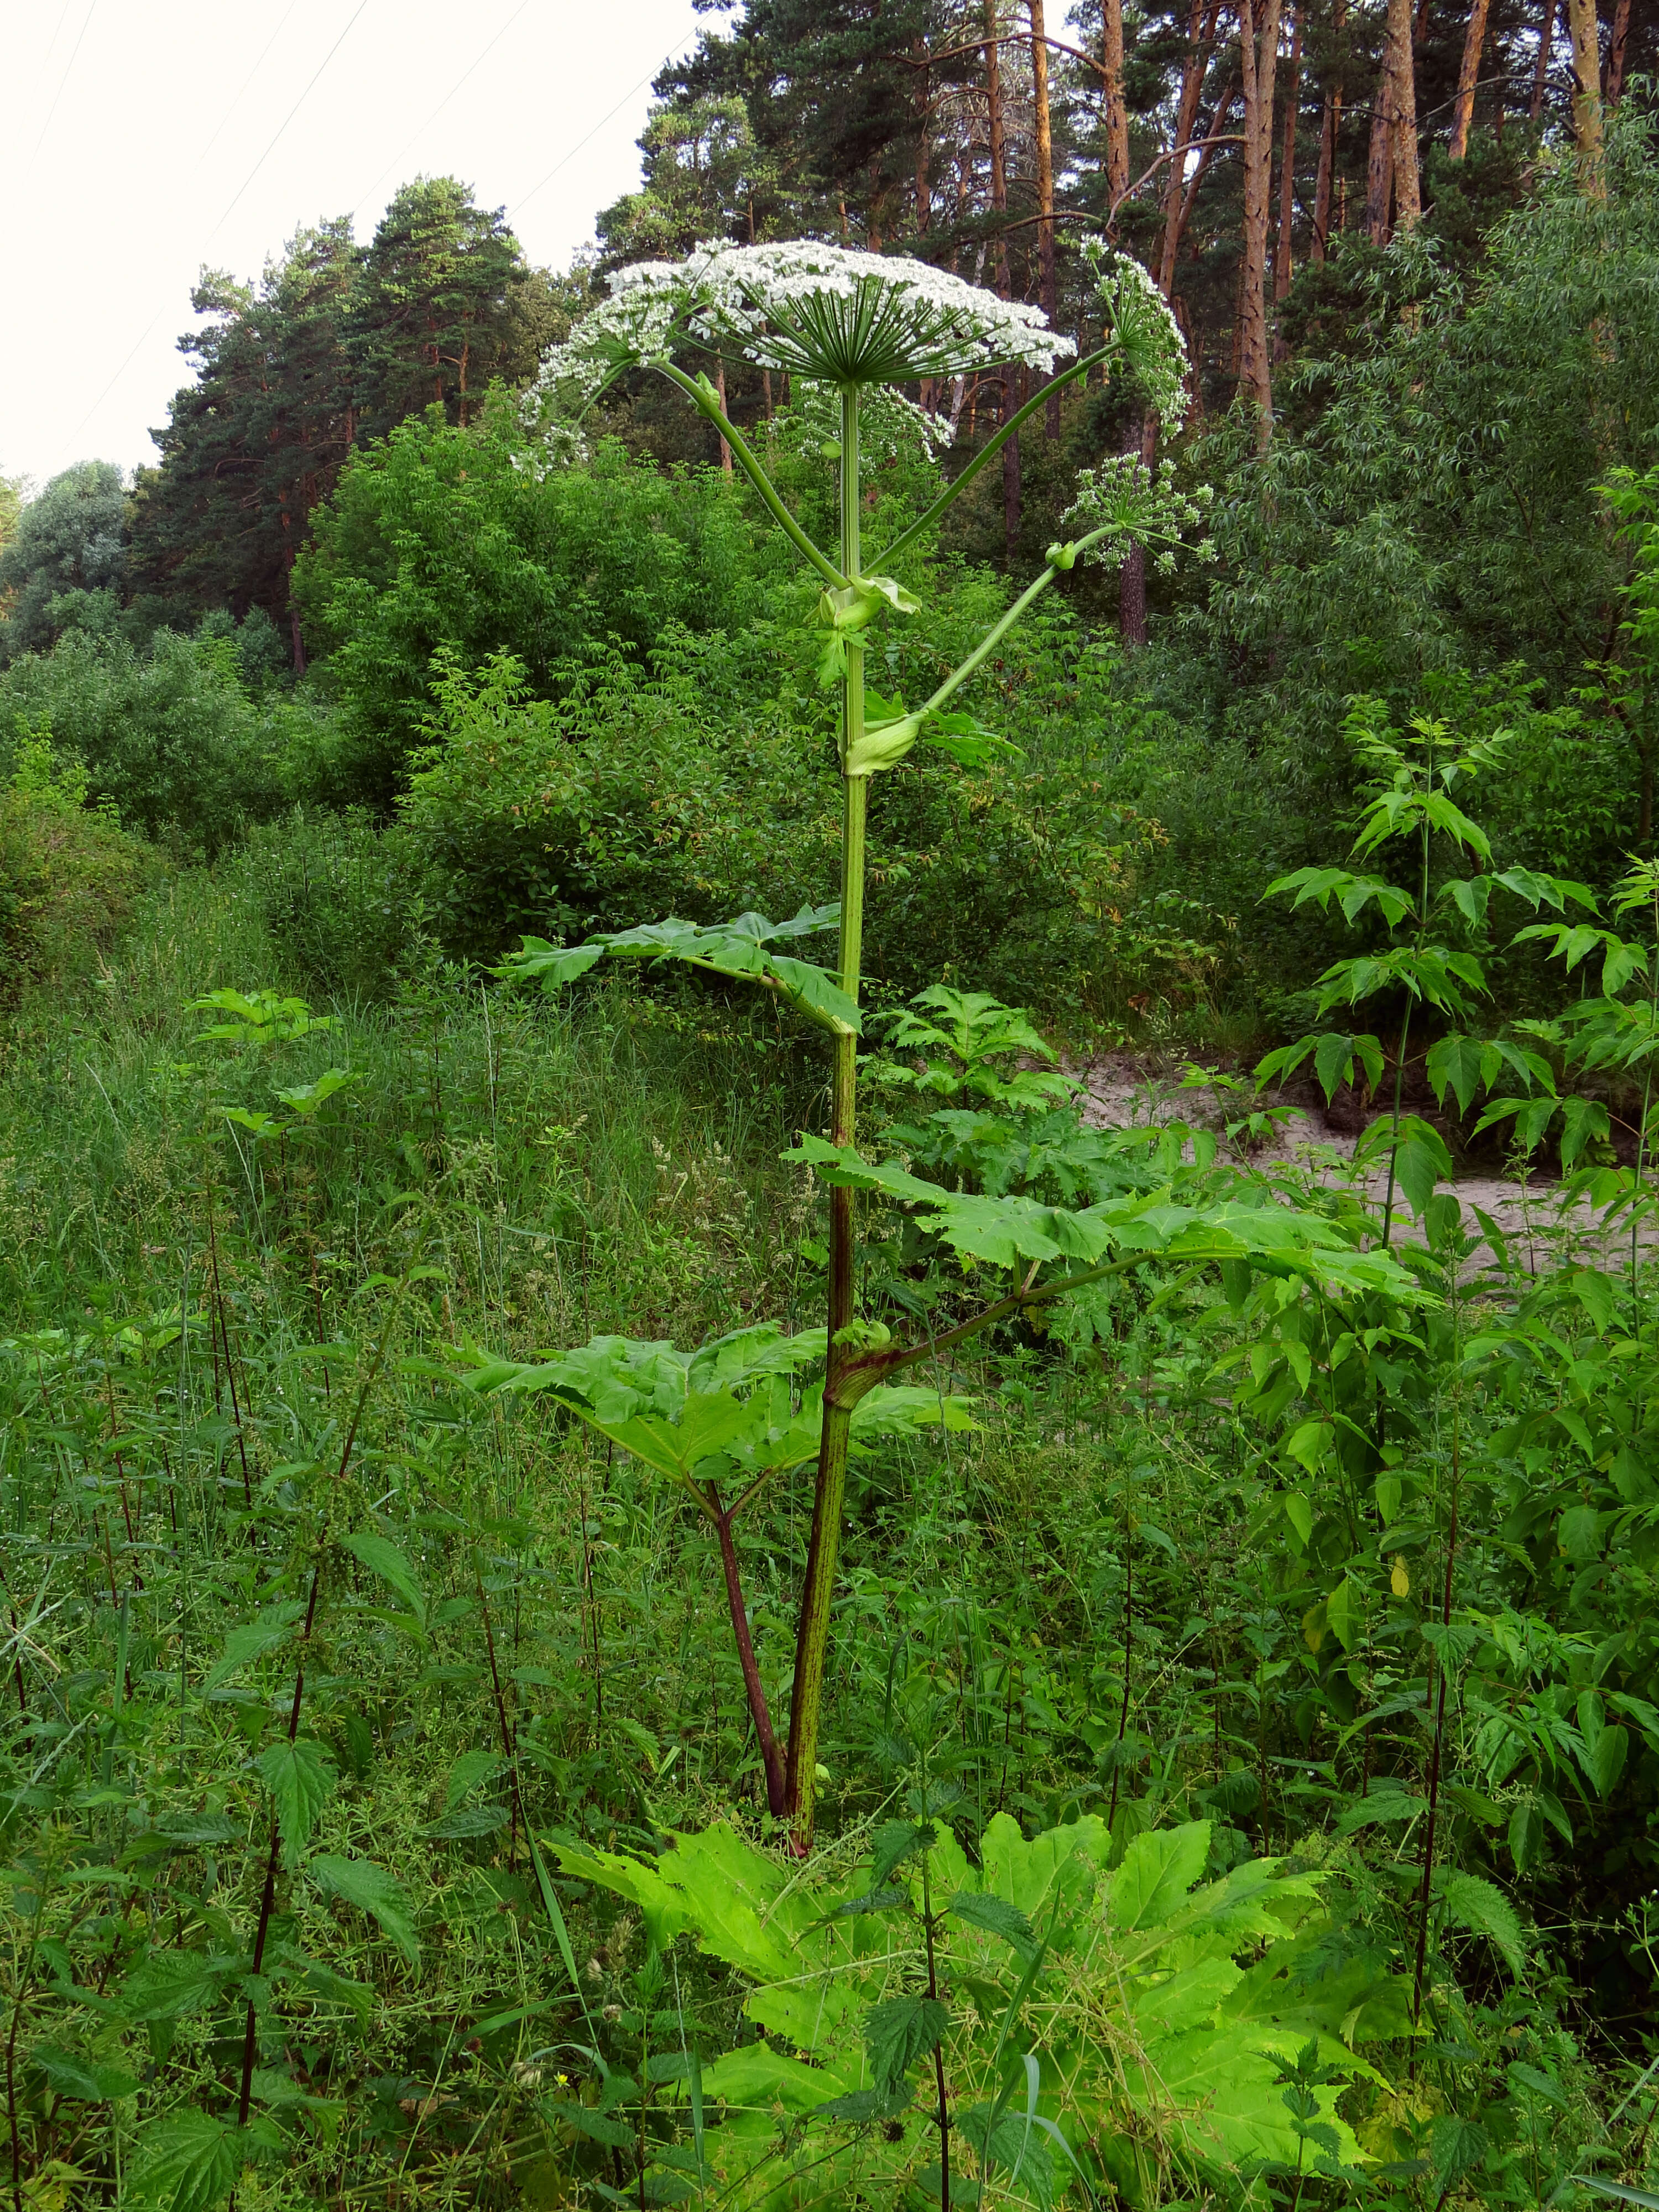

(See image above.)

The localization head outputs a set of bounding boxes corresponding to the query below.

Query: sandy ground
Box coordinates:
[1071,1053,1657,1277]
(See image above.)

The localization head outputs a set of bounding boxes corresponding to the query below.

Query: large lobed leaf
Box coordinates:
[500,906,859,1036]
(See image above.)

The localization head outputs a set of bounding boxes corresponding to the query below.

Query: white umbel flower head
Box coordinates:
[1062,453,1216,572]
[1079,239,1192,426]
[524,239,1073,434]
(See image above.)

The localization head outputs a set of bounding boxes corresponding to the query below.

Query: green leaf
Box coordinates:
[865,1994,948,2091]
[1440,1872,1525,1976]
[126,2112,241,2212]
[422,1804,510,1840]
[945,1890,1036,1955]
[1281,1491,1314,1550]
[1109,1822,1210,1932]
[1430,2114,1491,2195]
[255,1737,336,1865]
[1426,1032,1485,1114]
[342,1533,426,1628]
[1570,2182,1659,2210]
[30,2043,140,2101]
[443,1749,507,1812]
[205,1602,306,1692]
[311,1855,421,1966]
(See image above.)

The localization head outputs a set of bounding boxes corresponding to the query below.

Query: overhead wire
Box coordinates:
[58,0,374,459]
[351,0,536,221]
[509,33,697,220]
[29,0,100,165]
[192,0,307,174]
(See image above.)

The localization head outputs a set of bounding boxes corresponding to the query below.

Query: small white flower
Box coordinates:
[1078,238,1192,426]
[1063,448,1215,573]
[772,378,953,465]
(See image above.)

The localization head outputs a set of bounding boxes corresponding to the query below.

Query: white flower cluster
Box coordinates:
[771,378,954,465]
[1062,453,1218,573]
[1079,238,1192,427]
[521,238,1073,440]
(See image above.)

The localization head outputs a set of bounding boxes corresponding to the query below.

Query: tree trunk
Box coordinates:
[1606,0,1630,103]
[1386,0,1422,229]
[1530,0,1556,117]
[914,36,932,232]
[1566,0,1604,167]
[1237,0,1284,444]
[1029,0,1061,434]
[1448,0,1493,155]
[1272,0,1302,346]
[985,0,1022,556]
[1159,0,1222,290]
[1311,29,1343,265]
[1102,0,1130,206]
[1366,100,1393,240]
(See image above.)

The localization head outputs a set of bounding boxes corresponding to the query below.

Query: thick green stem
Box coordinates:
[873,341,1118,570]
[786,388,865,1846]
[654,359,846,588]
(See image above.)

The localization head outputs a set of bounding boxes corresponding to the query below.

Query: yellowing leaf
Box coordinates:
[1391,1558,1411,1598]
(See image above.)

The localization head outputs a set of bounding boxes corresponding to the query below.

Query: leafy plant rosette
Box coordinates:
[541,1811,1411,2208]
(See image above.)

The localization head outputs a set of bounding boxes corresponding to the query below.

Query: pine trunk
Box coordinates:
[1157,0,1222,294]
[1606,0,1630,103]
[985,0,1022,557]
[1272,1,1302,341]
[1237,0,1284,444]
[1029,0,1061,434]
[1387,0,1422,230]
[1530,0,1556,118]
[1311,62,1342,261]
[1103,0,1130,206]
[1448,0,1493,155]
[1566,0,1604,166]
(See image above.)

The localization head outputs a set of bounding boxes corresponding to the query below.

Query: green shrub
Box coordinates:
[398,626,1230,1024]
[291,419,790,806]
[0,734,153,1000]
[237,805,440,1000]
[0,629,290,853]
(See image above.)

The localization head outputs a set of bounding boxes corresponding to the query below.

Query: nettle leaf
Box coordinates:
[31,2043,141,2102]
[342,1532,426,1627]
[206,1601,306,1692]
[946,1890,1036,1955]
[1439,1872,1526,1976]
[443,1748,507,1813]
[311,1855,421,1966]
[126,2111,241,2212]
[255,1737,337,1864]
[865,1994,948,2091]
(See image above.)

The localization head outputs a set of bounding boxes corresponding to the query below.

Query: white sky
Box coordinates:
[3,0,705,491]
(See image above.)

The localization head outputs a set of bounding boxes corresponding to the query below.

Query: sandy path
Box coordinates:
[1072,1054,1656,1276]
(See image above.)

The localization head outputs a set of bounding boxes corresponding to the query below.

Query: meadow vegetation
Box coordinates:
[0,65,1657,2212]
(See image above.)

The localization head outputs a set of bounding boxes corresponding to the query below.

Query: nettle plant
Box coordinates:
[488,240,1402,1848]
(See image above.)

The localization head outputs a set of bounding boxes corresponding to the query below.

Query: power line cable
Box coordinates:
[351,0,536,221]
[30,0,99,165]
[211,0,374,239]
[509,38,695,221]
[193,0,307,174]
[59,0,374,462]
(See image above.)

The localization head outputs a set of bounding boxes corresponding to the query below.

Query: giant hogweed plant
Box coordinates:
[488,239,1410,1848]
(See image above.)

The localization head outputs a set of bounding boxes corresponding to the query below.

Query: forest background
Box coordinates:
[2,0,1659,2206]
